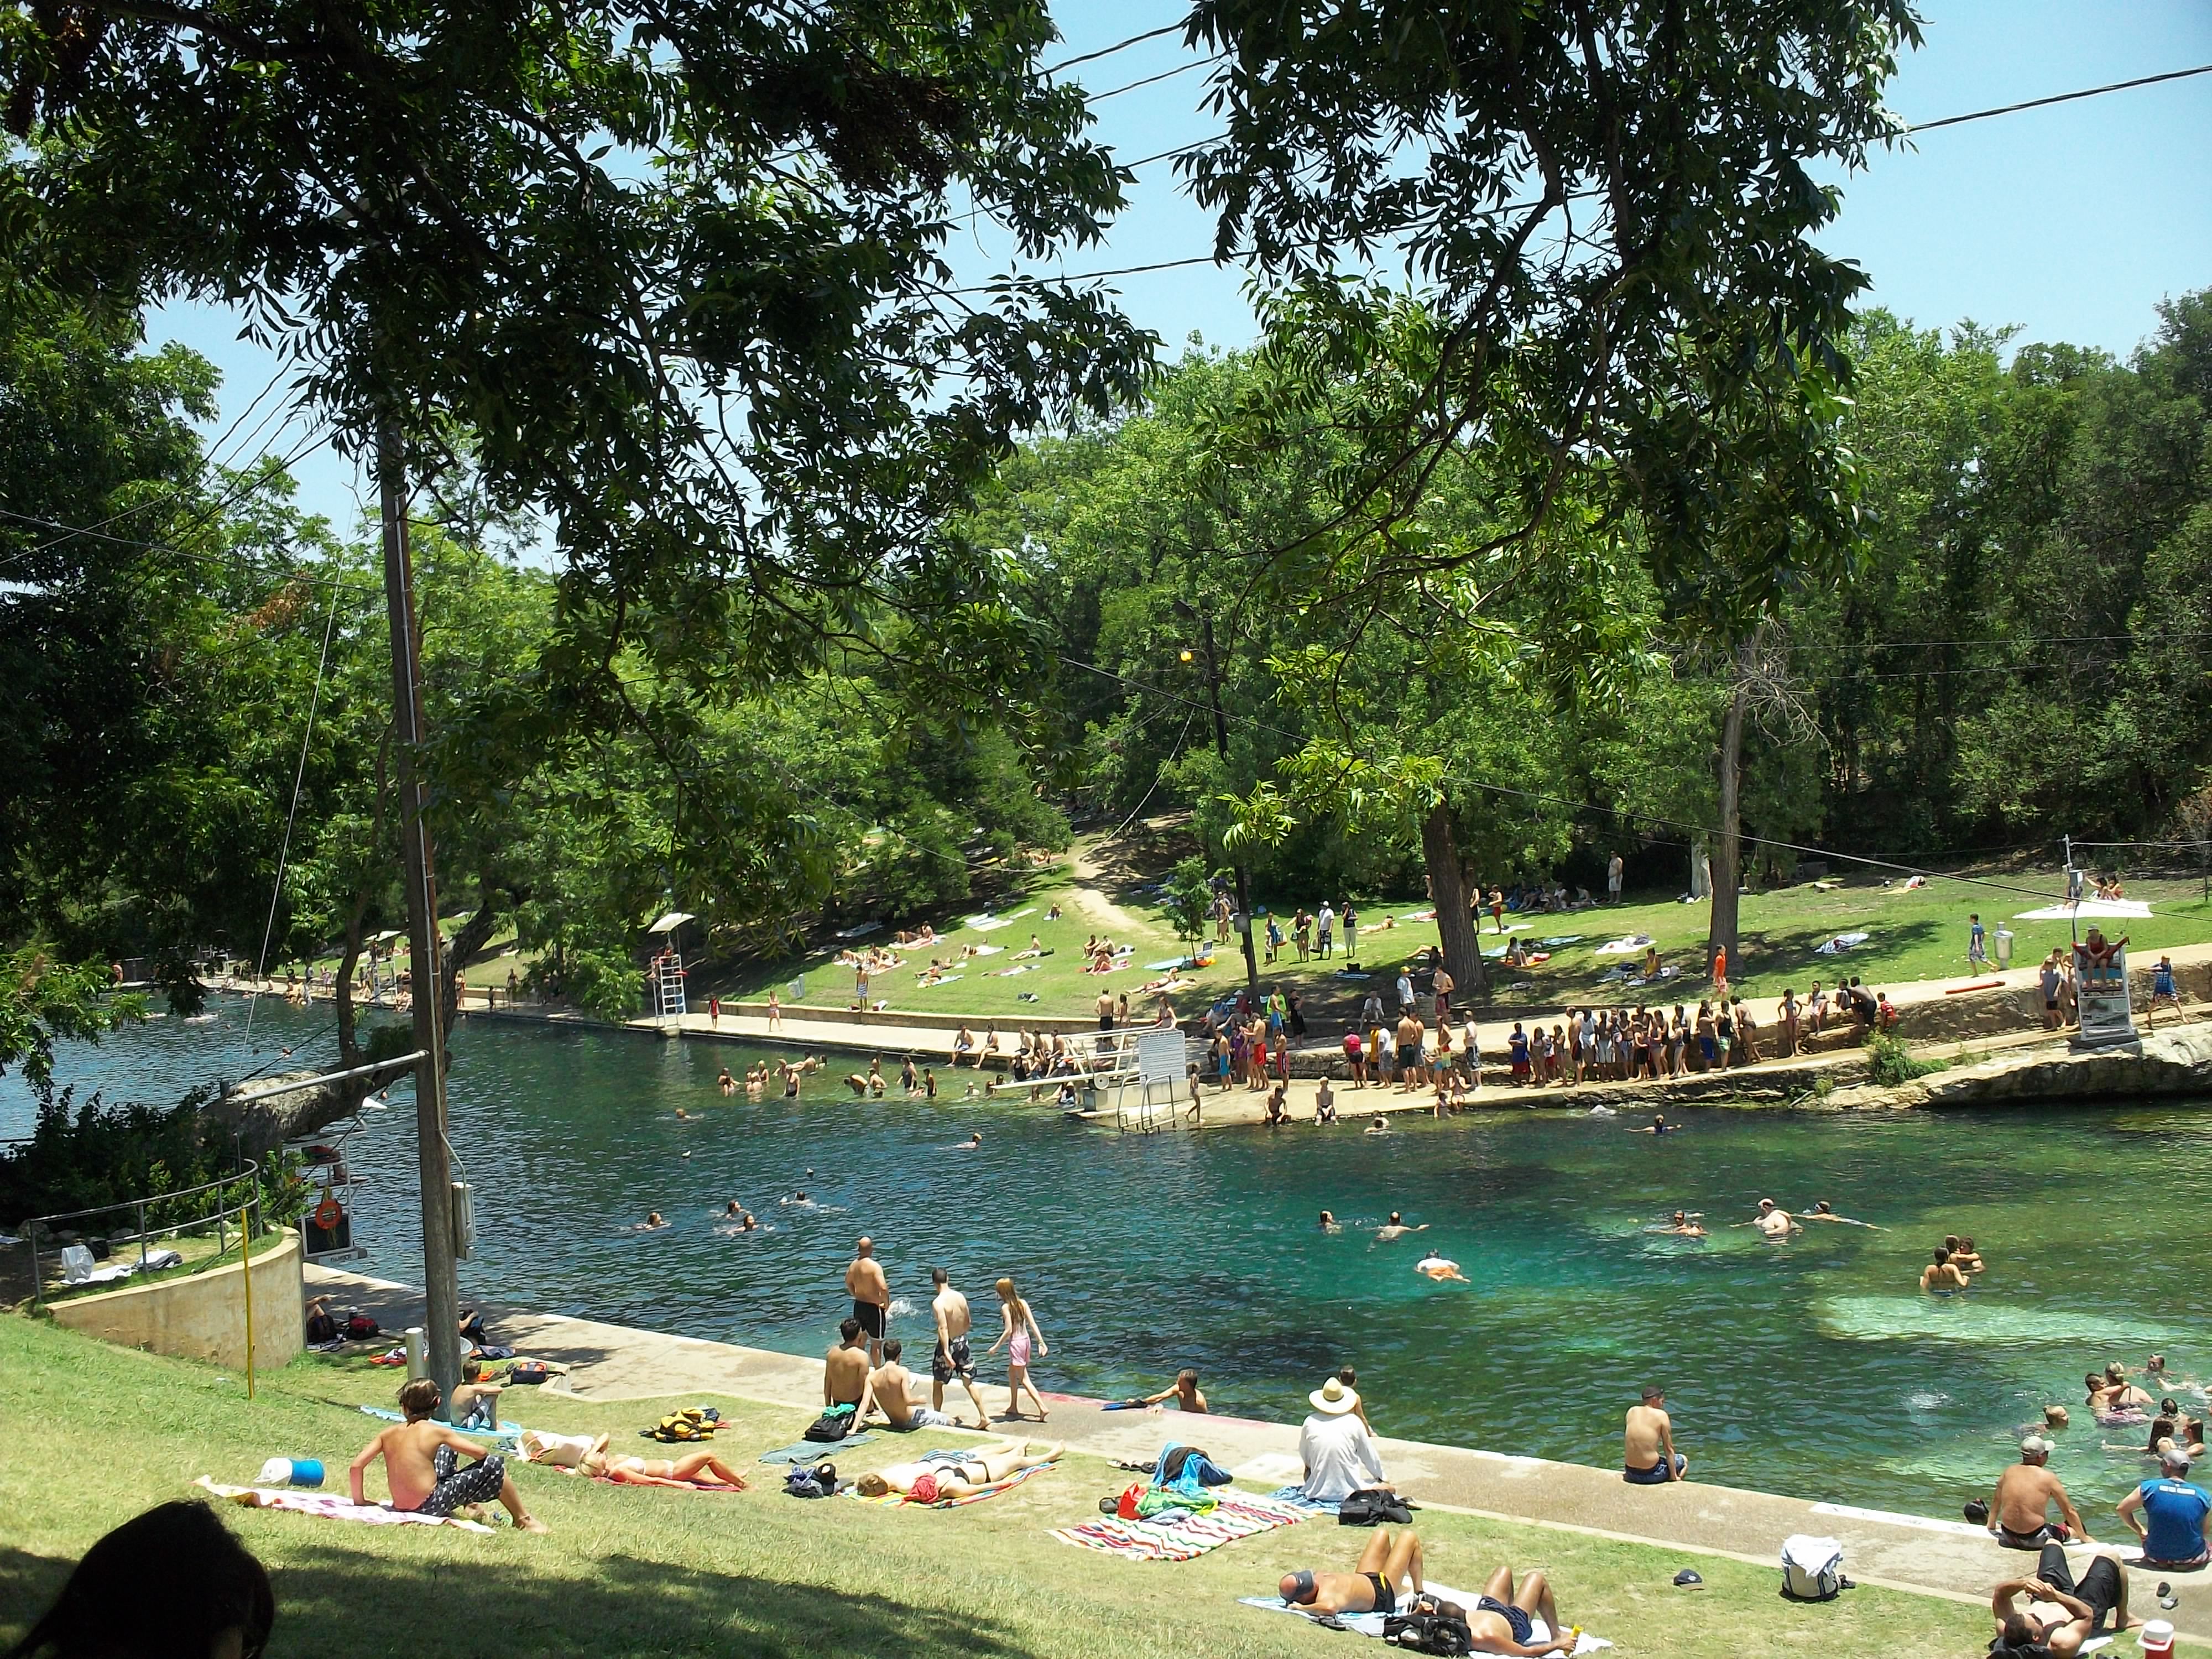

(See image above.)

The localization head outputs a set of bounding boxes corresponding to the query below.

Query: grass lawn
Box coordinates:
[0,1316,1987,1658]
[693,851,2212,1030]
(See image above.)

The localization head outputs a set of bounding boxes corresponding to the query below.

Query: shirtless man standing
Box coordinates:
[1989,1437,2093,1548]
[1395,1010,1425,1092]
[846,1236,890,1365]
[1735,1198,1797,1240]
[929,1266,993,1425]
[1624,1385,1686,1483]
[824,1317,875,1416]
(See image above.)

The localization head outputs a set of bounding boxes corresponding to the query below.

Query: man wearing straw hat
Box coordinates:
[1297,1374,1386,1503]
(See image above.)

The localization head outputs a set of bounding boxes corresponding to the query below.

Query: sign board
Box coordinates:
[1136,1030,1187,1087]
[2073,940,2137,1049]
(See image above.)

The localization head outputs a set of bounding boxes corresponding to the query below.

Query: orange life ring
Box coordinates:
[312,1197,343,1230]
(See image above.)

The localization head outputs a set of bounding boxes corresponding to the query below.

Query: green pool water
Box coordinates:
[9,998,2209,1519]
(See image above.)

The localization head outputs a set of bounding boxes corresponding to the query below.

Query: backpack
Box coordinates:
[507,1360,550,1385]
[1381,1609,1474,1655]
[1339,1487,1415,1526]
[803,1404,857,1443]
[346,1314,379,1340]
[1779,1533,1849,1602]
[305,1310,338,1344]
[646,1407,721,1443]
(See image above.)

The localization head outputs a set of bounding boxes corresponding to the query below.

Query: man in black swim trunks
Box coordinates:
[1989,1544,2140,1658]
[1465,1562,1572,1656]
[1279,1527,1424,1616]
[844,1236,890,1365]
[1989,1437,2093,1549]
[928,1267,993,1426]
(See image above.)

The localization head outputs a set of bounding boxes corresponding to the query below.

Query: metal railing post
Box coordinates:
[28,1219,42,1311]
[135,1199,148,1271]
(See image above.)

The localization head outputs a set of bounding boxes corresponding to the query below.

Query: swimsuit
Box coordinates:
[853,1300,886,1339]
[932,1335,974,1384]
[413,1446,508,1516]
[1365,1573,1397,1615]
[1009,1327,1032,1366]
[1624,1454,1683,1485]
[1475,1598,1533,1645]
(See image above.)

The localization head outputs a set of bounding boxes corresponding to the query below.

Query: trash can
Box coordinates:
[1994,928,2013,970]
[404,1326,427,1380]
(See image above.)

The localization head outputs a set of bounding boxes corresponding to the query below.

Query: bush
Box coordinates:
[1866,1033,1948,1088]
[0,1083,300,1233]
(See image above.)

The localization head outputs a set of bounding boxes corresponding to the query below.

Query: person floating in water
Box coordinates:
[1318,1210,1342,1233]
[1731,1198,1797,1240]
[1414,1254,1468,1283]
[1633,1113,1675,1135]
[1801,1199,1881,1229]
[1374,1212,1428,1243]
[952,1133,982,1151]
[641,1212,667,1230]
[1647,1211,1705,1238]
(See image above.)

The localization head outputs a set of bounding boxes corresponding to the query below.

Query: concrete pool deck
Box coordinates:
[309,1261,2212,1641]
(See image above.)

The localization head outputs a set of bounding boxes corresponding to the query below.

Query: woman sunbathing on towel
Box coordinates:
[525,1431,748,1488]
[853,1440,1062,1501]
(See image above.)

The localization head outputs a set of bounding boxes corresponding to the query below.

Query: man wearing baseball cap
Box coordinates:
[1987,1437,2093,1548]
[2119,1442,2212,1570]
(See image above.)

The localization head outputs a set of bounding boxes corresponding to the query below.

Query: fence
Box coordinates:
[23,1160,265,1313]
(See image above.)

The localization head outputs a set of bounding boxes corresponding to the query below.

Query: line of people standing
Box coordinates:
[831,1237,1050,1429]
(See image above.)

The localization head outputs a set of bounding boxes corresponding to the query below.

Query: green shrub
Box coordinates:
[1867,1033,1948,1087]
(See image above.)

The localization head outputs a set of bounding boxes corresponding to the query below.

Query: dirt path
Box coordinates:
[1065,838,1152,937]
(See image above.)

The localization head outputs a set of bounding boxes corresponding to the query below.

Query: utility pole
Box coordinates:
[1186,606,1260,1001]
[377,415,462,1401]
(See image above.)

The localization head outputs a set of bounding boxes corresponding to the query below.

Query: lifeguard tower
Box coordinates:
[647,911,693,1031]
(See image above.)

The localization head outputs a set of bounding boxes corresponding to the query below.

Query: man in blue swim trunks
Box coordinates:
[2146,954,2183,1029]
[1624,1385,1687,1483]
[1466,1562,1572,1656]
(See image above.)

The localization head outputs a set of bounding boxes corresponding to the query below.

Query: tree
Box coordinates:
[0,945,140,1089]
[2,0,1154,721]
[1162,857,1214,948]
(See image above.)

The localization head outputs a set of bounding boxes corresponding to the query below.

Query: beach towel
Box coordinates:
[993,964,1039,977]
[2015,900,2152,920]
[359,1405,526,1447]
[1051,1491,1311,1561]
[848,1462,1050,1508]
[970,943,1005,957]
[1813,931,1871,954]
[759,1433,875,1464]
[194,1477,493,1532]
[915,973,964,987]
[1239,1581,1612,1653]
[1144,957,1188,972]
[1265,1485,1341,1514]
[1593,934,1655,956]
[966,916,1014,932]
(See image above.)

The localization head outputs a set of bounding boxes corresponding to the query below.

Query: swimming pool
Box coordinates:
[8,997,2208,1519]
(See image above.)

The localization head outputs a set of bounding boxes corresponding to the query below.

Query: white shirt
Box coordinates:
[1298,1411,1386,1501]
[1318,905,1335,932]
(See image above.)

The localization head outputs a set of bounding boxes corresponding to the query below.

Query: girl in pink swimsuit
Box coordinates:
[989,1276,1050,1422]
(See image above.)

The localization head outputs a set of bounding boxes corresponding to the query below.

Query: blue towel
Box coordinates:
[1266,1484,1341,1514]
[758,1433,874,1464]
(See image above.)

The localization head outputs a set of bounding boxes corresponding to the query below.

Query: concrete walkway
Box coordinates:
[309,1263,2212,1638]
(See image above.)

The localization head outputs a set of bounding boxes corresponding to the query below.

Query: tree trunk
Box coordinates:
[1708,638,1755,974]
[439,893,504,1040]
[1421,801,1486,999]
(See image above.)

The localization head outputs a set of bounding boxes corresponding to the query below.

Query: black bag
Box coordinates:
[803,1404,857,1443]
[784,1462,836,1498]
[305,1310,338,1344]
[345,1314,379,1340]
[1381,1610,1473,1655]
[1339,1487,1415,1526]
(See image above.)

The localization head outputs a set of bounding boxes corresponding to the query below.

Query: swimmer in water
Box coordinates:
[717,1067,735,1095]
[952,1133,982,1151]
[1364,1115,1389,1135]
[1374,1212,1428,1243]
[1801,1199,1882,1229]
[1731,1198,1798,1240]
[1647,1211,1705,1238]
[781,1191,812,1207]
[1319,1210,1342,1234]
[1415,1254,1469,1283]
[675,1107,692,1120]
[726,1199,743,1216]
[1632,1113,1675,1135]
[737,1211,758,1232]
[1951,1234,1985,1271]
[1920,1246,1969,1292]
[643,1212,668,1230]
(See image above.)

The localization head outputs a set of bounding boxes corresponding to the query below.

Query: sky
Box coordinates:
[148,1,2212,535]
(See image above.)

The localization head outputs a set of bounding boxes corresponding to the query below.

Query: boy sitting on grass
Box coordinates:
[350,1376,548,1531]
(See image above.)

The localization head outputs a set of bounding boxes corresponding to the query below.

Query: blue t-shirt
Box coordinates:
[2138,1477,2211,1561]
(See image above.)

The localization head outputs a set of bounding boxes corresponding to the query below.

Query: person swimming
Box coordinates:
[1647,1211,1705,1238]
[1633,1113,1675,1135]
[952,1133,982,1151]
[1374,1212,1428,1243]
[1319,1210,1343,1233]
[1801,1200,1881,1229]
[1364,1115,1389,1135]
[1415,1255,1468,1283]
[641,1212,668,1230]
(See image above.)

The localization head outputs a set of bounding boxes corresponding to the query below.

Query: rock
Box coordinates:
[1918,1025,2212,1107]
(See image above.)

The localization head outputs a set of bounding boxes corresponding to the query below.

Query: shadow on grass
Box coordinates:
[0,1536,1040,1659]
[1744,916,1945,987]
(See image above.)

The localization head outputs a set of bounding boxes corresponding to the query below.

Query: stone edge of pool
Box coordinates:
[305,1262,2212,1639]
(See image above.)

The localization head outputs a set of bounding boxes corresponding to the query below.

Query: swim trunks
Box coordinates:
[853,1300,886,1339]
[1365,1573,1397,1615]
[1475,1597,1533,1644]
[932,1335,974,1384]
[1398,1043,1419,1068]
[414,1446,507,1516]
[2032,1543,2120,1630]
[1624,1455,1684,1485]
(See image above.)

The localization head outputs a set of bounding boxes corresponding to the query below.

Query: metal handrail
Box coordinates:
[24,1158,263,1311]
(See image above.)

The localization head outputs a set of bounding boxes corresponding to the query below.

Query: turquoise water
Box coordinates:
[8,997,2210,1517]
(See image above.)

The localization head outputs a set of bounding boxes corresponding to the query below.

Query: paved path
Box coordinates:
[309,1263,2211,1637]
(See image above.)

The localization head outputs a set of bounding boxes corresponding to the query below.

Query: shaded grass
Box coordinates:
[0,1316,1989,1658]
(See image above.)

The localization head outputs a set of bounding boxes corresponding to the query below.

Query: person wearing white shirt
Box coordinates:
[1298,1376,1386,1501]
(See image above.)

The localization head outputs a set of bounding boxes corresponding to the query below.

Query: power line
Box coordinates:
[1087,55,1219,103]
[1042,23,1187,76]
[1908,62,2212,133]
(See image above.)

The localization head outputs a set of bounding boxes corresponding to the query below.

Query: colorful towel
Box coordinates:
[847,1462,1050,1508]
[1265,1485,1341,1514]
[194,1477,493,1532]
[1239,1581,1612,1653]
[1051,1491,1310,1560]
[759,1433,874,1464]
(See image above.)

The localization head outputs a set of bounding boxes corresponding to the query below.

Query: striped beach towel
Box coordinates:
[194,1477,493,1532]
[1051,1491,1311,1561]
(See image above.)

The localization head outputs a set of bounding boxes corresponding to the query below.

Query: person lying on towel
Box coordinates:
[349,1378,547,1531]
[521,1430,747,1488]
[1278,1526,1424,1616]
[852,1440,1061,1501]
